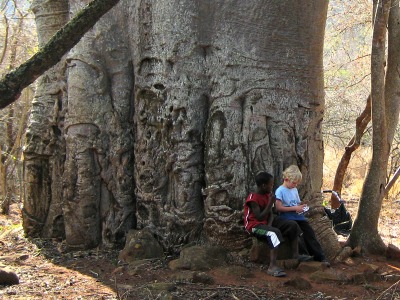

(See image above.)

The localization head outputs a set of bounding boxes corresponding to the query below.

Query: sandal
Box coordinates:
[267,268,287,277]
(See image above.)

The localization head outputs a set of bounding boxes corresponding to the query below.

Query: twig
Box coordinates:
[231,292,240,300]
[114,276,121,300]
[203,292,218,300]
[189,285,260,300]
[376,279,400,300]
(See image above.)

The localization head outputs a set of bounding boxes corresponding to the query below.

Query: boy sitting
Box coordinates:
[244,172,312,277]
[275,165,330,266]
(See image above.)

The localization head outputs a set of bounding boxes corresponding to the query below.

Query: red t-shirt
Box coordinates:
[243,193,270,233]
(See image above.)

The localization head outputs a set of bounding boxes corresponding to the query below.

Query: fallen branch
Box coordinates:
[187,285,261,300]
[376,279,400,300]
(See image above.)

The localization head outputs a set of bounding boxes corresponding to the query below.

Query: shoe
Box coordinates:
[321,260,331,267]
[267,267,287,277]
[297,254,313,262]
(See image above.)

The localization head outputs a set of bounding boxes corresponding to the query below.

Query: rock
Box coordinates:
[309,269,350,284]
[249,237,293,264]
[172,270,196,282]
[168,259,189,271]
[351,272,383,284]
[284,276,312,290]
[118,228,163,263]
[297,261,324,273]
[171,245,228,271]
[281,259,300,270]
[352,246,362,256]
[249,237,270,264]
[193,272,214,284]
[343,257,356,266]
[359,263,379,274]
[0,269,19,285]
[386,243,400,260]
[349,263,382,284]
[18,254,29,261]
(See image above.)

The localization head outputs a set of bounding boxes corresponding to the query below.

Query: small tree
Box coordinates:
[349,0,400,254]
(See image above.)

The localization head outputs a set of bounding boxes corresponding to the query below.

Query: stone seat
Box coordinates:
[249,237,293,264]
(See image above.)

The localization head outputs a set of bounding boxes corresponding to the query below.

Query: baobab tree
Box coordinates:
[3,0,340,255]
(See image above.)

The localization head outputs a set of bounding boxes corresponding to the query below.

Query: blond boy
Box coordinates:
[274,165,330,266]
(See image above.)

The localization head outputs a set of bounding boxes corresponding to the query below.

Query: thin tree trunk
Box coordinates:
[0,144,7,214]
[383,0,400,195]
[330,95,371,208]
[384,0,400,146]
[349,0,391,254]
[0,6,24,215]
[0,14,9,65]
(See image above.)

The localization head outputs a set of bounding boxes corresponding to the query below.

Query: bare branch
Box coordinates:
[0,13,9,65]
[0,0,120,109]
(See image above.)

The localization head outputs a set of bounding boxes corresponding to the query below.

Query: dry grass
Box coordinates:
[323,144,371,193]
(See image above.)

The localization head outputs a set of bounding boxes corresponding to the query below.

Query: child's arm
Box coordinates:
[248,193,276,222]
[275,199,306,214]
[248,201,271,222]
[267,194,276,225]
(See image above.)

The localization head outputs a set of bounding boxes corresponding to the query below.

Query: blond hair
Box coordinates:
[282,165,302,182]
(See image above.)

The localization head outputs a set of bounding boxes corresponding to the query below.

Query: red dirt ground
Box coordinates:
[1,203,399,300]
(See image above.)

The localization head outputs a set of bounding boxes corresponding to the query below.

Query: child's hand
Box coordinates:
[295,204,306,213]
[270,194,276,203]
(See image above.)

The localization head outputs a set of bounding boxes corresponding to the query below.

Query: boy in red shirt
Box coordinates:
[244,172,311,277]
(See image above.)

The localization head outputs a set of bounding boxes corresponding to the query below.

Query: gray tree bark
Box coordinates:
[24,0,330,252]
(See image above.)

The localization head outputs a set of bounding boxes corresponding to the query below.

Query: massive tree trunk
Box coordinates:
[24,0,330,252]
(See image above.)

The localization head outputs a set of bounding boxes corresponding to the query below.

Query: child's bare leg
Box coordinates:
[267,248,286,277]
[269,247,278,269]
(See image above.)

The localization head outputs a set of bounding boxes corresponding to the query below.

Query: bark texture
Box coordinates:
[23,0,69,238]
[24,0,329,252]
[349,0,393,254]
